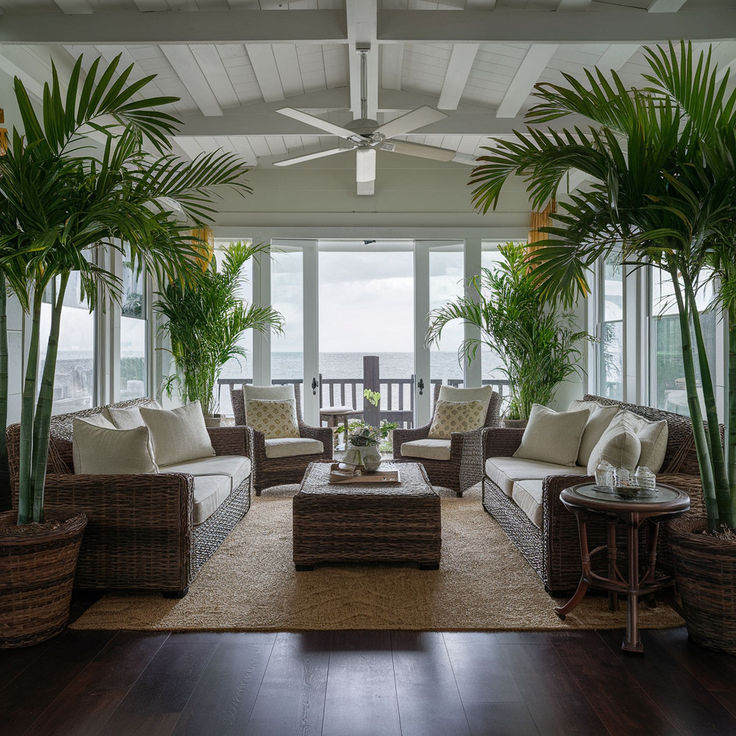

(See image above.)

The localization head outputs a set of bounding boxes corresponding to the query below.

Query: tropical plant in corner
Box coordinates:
[156,240,284,418]
[426,242,587,420]
[0,52,252,529]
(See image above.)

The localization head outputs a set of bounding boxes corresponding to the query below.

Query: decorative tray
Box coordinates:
[590,485,653,499]
[328,462,401,485]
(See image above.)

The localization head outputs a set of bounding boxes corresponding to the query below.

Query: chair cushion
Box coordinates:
[511,479,544,528]
[513,403,590,466]
[428,400,487,439]
[140,401,215,466]
[246,398,299,439]
[264,437,324,459]
[569,399,620,466]
[400,439,452,461]
[72,418,158,475]
[485,457,588,497]
[244,384,295,424]
[159,455,252,493]
[586,415,642,475]
[191,474,231,525]
[438,384,493,410]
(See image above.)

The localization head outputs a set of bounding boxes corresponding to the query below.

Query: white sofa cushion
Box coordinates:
[569,399,620,466]
[513,404,590,466]
[628,412,668,472]
[264,437,324,459]
[400,439,452,461]
[428,400,487,439]
[140,401,215,466]
[160,455,251,493]
[511,479,544,528]
[485,457,588,497]
[72,418,158,475]
[191,474,231,525]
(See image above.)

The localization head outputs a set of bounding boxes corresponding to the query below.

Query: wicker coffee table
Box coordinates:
[293,461,441,570]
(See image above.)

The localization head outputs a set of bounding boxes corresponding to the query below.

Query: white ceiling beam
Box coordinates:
[556,0,591,9]
[438,44,478,110]
[497,45,557,118]
[271,44,304,97]
[647,0,687,11]
[347,0,377,120]
[245,45,285,102]
[465,1,496,8]
[54,0,93,12]
[712,41,736,81]
[160,45,223,116]
[190,45,239,109]
[596,44,640,72]
[381,43,403,91]
[0,46,46,98]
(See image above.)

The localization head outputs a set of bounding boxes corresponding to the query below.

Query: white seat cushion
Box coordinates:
[485,457,588,497]
[400,439,452,461]
[160,455,251,493]
[511,479,544,528]
[191,474,231,525]
[264,437,324,459]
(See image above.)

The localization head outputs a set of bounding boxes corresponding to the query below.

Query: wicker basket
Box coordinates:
[0,509,87,649]
[668,516,736,656]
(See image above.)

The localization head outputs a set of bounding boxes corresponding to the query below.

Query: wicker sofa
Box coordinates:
[481,395,701,594]
[7,399,252,597]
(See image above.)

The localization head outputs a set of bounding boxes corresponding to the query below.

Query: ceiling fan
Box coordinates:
[273,44,453,195]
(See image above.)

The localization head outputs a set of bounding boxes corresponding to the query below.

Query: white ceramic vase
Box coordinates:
[344,443,382,472]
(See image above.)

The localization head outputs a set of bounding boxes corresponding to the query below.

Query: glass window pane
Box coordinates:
[599,256,624,400]
[480,244,505,385]
[119,245,147,400]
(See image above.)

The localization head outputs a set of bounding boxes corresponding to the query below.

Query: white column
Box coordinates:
[302,240,320,425]
[414,242,431,426]
[252,236,272,386]
[463,235,482,387]
[107,245,122,403]
[626,265,646,405]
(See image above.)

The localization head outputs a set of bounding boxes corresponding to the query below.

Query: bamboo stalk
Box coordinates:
[0,273,8,471]
[728,305,736,529]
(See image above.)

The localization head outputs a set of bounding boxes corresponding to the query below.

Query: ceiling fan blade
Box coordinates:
[380,140,455,162]
[374,106,447,139]
[276,107,358,139]
[273,147,351,167]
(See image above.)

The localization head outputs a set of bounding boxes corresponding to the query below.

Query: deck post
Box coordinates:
[363,355,380,428]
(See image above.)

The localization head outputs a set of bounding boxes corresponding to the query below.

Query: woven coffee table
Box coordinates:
[293,461,441,570]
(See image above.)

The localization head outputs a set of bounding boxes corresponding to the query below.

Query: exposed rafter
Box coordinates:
[496,45,557,119]
[381,44,404,91]
[160,45,223,116]
[648,0,688,11]
[245,44,285,103]
[438,44,479,111]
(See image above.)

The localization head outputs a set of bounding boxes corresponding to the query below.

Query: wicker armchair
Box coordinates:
[7,399,252,597]
[393,384,501,496]
[230,382,333,494]
[481,394,703,594]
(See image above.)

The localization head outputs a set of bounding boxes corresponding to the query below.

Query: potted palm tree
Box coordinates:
[467,41,736,653]
[0,54,251,647]
[427,241,587,423]
[155,240,283,424]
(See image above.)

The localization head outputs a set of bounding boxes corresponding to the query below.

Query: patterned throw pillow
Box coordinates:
[428,399,487,439]
[246,398,299,439]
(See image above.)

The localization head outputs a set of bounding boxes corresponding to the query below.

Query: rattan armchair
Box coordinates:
[230,382,333,494]
[393,384,501,496]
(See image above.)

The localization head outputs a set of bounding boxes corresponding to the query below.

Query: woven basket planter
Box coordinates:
[0,510,87,649]
[668,515,736,656]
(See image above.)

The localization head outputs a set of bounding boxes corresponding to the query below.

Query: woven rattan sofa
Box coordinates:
[230,382,333,494]
[481,395,701,594]
[7,399,252,597]
[393,383,501,496]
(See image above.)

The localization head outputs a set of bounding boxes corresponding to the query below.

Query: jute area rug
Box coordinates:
[71,483,683,632]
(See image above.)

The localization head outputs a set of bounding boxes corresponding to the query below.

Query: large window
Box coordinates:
[599,257,624,400]
[40,271,96,415]
[119,245,147,400]
[480,243,504,384]
[429,244,464,386]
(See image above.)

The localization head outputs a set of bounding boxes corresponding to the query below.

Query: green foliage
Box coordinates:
[467,41,736,530]
[427,242,587,420]
[156,241,283,415]
[363,389,381,408]
[0,54,253,524]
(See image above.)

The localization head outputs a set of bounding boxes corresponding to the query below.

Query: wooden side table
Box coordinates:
[320,406,362,449]
[556,482,690,653]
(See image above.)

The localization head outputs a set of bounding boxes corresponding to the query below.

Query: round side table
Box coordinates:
[556,482,690,653]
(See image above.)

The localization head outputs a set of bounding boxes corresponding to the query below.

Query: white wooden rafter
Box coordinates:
[496,44,557,118]
[438,43,479,110]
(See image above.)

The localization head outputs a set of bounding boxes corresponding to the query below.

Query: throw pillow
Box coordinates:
[140,401,215,466]
[72,418,158,475]
[428,399,487,439]
[587,411,643,475]
[108,400,161,430]
[568,399,620,467]
[623,410,669,472]
[246,398,300,439]
[513,404,590,467]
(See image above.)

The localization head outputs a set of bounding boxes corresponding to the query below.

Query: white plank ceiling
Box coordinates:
[0,0,734,175]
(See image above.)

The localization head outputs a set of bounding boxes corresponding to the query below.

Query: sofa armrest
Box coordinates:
[392,424,431,457]
[300,423,334,455]
[482,426,525,459]
[207,425,250,457]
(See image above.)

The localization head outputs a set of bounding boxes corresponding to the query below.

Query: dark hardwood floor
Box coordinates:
[3,619,736,736]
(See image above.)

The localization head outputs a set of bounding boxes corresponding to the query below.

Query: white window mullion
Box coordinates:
[414,242,431,426]
[252,239,272,386]
[302,240,319,425]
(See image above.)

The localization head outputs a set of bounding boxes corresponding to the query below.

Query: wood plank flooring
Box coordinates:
[2,625,736,736]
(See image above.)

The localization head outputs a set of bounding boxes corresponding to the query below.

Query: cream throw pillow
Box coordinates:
[587,412,642,474]
[617,410,668,472]
[246,398,299,439]
[140,401,215,466]
[428,399,487,439]
[513,404,590,467]
[108,401,161,430]
[569,399,620,467]
[72,417,158,475]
